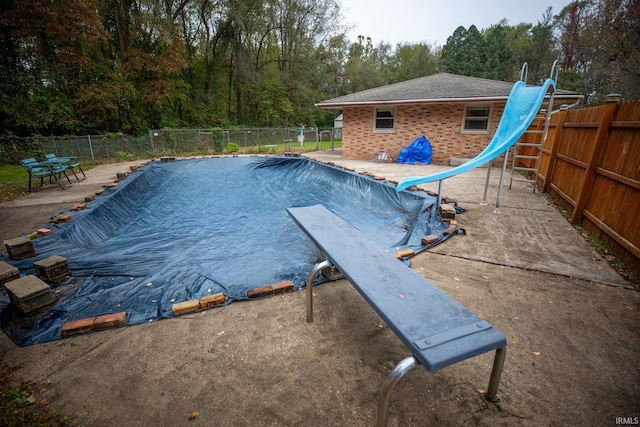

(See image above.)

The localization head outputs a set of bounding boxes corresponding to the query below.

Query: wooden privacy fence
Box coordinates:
[519,98,639,276]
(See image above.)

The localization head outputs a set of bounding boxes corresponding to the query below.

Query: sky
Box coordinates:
[340,0,576,47]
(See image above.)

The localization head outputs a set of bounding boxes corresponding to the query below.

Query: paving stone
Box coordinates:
[199,293,227,308]
[421,235,439,246]
[247,280,294,298]
[61,318,95,336]
[5,275,54,314]
[33,255,71,285]
[0,261,20,291]
[172,300,200,315]
[271,281,294,294]
[50,213,71,224]
[393,249,415,259]
[94,312,128,330]
[440,203,456,220]
[443,224,457,236]
[247,285,273,298]
[4,236,36,260]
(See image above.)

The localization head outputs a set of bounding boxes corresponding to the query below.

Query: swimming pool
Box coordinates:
[2,156,452,344]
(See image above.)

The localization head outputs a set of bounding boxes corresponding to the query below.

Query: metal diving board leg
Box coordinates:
[377,356,420,427]
[486,346,507,401]
[377,347,506,426]
[306,259,332,323]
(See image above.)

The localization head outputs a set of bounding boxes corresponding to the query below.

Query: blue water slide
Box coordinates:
[396,78,556,192]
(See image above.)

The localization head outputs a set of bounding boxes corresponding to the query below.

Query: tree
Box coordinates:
[504,23,534,73]
[581,0,640,101]
[390,42,438,82]
[483,22,514,81]
[527,8,558,84]
[0,0,108,135]
[440,25,487,77]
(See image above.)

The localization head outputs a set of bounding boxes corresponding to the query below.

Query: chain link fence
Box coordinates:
[1,127,341,165]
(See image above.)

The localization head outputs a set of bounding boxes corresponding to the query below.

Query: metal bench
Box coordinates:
[287,204,507,427]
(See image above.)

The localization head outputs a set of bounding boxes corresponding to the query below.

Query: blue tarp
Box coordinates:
[397,136,432,165]
[1,157,459,345]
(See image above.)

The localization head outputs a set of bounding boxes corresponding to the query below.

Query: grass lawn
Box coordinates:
[0,165,29,203]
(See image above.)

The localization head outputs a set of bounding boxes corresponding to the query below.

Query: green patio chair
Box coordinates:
[20,158,72,191]
[44,153,86,182]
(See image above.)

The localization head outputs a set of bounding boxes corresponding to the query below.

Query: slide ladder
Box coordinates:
[508,63,556,193]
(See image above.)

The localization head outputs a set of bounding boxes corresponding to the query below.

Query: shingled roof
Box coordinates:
[316,73,582,108]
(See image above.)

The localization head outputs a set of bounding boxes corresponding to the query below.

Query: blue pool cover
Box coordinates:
[1,157,458,345]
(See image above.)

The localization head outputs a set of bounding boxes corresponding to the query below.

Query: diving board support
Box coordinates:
[306,259,332,323]
[377,347,506,427]
[378,356,420,427]
[487,346,507,401]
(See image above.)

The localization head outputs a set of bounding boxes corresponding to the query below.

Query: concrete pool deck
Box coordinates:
[0,153,638,426]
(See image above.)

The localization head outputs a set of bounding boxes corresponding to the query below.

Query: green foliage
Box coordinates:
[483,24,514,81]
[115,151,137,162]
[441,26,488,77]
[0,0,635,137]
[224,143,240,153]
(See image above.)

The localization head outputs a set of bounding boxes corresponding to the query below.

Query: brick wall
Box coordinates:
[342,102,506,164]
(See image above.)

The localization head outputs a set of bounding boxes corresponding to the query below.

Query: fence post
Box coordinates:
[542,106,568,194]
[149,130,156,155]
[570,95,620,224]
[87,135,95,163]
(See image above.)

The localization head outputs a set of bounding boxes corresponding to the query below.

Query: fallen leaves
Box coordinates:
[188,411,200,420]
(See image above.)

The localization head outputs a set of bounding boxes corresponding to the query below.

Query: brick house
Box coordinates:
[316,73,582,164]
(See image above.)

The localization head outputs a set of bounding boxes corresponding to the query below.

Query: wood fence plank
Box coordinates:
[571,100,618,224]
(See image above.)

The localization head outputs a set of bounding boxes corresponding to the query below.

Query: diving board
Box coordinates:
[288,204,506,426]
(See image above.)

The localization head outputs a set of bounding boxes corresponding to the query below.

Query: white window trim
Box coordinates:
[461,104,492,134]
[373,107,396,133]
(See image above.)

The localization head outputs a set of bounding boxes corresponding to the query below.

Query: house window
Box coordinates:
[462,105,491,133]
[374,108,395,132]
